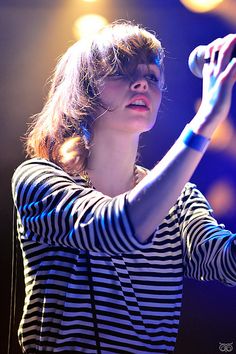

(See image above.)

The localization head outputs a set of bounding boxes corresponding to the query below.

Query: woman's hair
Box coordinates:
[25,20,165,175]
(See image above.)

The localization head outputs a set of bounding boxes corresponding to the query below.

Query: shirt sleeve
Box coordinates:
[179,183,236,286]
[12,158,153,255]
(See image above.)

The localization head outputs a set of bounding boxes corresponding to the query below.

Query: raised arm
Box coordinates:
[127,34,236,243]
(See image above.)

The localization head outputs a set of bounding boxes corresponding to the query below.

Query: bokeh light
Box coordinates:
[206,180,235,216]
[73,14,108,40]
[180,0,224,13]
[210,120,234,151]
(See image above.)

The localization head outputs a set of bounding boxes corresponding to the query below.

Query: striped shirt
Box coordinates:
[12,158,236,354]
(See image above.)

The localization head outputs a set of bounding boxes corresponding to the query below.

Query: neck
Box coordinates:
[86,129,140,196]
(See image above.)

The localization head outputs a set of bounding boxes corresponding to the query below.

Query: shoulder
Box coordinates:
[12,158,87,191]
[178,182,213,213]
[13,157,61,173]
[12,158,69,183]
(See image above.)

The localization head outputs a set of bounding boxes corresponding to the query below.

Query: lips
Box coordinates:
[126,95,151,110]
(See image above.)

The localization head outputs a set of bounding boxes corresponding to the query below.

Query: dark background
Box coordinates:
[0,0,236,353]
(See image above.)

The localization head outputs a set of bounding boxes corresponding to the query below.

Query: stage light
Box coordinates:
[180,0,224,13]
[206,180,235,216]
[213,0,236,28]
[82,0,98,2]
[210,120,234,151]
[73,14,108,40]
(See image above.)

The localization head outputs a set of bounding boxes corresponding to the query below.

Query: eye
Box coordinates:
[108,70,125,79]
[145,73,159,83]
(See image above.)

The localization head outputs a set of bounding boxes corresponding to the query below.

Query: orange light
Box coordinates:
[210,120,234,151]
[206,180,235,216]
[73,14,108,40]
[180,0,224,13]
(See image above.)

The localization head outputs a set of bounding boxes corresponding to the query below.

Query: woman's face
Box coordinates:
[92,63,163,136]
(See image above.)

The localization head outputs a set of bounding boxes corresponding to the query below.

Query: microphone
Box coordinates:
[188,44,236,78]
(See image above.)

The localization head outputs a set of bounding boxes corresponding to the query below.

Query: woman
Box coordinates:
[12,21,236,353]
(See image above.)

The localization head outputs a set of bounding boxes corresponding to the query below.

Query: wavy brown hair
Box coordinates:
[25,20,165,175]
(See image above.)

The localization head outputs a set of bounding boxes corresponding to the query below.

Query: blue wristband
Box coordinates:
[182,125,210,152]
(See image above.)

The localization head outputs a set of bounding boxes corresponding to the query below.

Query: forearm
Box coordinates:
[127,121,208,243]
[128,34,236,244]
[127,102,231,243]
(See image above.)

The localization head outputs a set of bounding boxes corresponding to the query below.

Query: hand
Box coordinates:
[198,34,236,128]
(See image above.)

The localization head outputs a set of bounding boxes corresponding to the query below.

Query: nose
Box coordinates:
[130,77,148,92]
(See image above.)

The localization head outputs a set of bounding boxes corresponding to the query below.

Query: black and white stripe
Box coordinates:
[12,158,236,353]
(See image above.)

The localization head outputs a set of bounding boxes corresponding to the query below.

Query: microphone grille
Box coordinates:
[188,45,206,78]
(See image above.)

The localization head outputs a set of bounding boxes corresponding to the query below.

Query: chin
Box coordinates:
[131,116,157,133]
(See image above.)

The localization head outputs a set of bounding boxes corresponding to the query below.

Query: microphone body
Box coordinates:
[188,45,236,78]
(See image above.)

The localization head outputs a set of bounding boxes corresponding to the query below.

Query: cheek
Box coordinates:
[100,80,126,102]
[152,90,162,112]
[156,98,162,112]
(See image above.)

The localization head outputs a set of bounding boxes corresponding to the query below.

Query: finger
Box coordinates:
[203,38,222,75]
[204,38,222,60]
[211,38,224,65]
[219,57,236,87]
[215,34,236,76]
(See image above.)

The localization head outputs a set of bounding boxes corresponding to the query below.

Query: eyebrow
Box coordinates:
[136,64,160,75]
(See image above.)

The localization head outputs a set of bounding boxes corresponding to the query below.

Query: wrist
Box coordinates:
[180,124,211,153]
[190,106,224,138]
